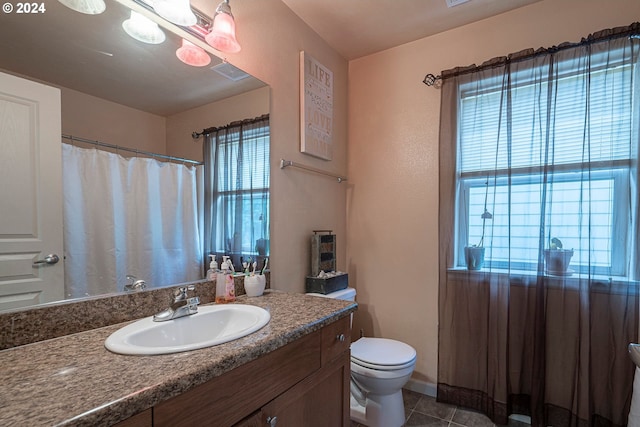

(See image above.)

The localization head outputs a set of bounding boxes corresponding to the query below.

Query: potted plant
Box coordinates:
[255,238,269,256]
[255,213,269,256]
[465,208,492,270]
[543,237,574,275]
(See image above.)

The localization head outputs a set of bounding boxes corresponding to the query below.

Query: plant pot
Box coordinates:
[464,246,485,271]
[544,249,574,274]
[255,238,269,256]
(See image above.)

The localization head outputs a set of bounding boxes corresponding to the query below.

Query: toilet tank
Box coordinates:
[307,287,356,301]
[307,287,356,328]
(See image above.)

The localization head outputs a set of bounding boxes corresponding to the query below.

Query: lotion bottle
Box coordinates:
[224,258,236,302]
[216,256,230,304]
[206,255,218,281]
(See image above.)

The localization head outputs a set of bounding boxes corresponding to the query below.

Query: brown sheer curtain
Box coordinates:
[438,24,640,426]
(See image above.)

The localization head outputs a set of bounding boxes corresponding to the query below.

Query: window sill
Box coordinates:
[446,267,638,295]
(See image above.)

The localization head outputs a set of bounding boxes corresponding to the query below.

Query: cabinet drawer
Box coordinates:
[321,316,351,365]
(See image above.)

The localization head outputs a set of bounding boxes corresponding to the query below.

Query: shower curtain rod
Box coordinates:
[280,158,347,183]
[62,134,203,165]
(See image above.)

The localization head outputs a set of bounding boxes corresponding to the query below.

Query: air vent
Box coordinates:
[446,0,471,7]
[211,62,250,81]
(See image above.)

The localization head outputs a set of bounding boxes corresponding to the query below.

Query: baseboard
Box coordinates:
[405,378,437,397]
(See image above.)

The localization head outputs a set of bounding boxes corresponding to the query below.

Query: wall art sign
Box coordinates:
[300,51,333,160]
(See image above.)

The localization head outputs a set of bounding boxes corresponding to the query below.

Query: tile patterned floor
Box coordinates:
[350,389,531,427]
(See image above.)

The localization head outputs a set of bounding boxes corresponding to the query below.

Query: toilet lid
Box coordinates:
[351,337,416,368]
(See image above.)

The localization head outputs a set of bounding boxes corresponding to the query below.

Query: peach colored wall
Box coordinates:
[166,86,270,162]
[0,70,167,154]
[61,86,166,154]
[190,0,349,292]
[347,0,640,388]
[61,84,268,163]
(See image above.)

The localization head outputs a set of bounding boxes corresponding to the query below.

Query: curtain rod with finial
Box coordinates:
[423,22,640,88]
[192,114,269,139]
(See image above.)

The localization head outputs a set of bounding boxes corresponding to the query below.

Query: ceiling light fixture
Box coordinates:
[176,39,211,67]
[205,0,241,53]
[122,11,167,44]
[153,0,197,27]
[57,0,106,14]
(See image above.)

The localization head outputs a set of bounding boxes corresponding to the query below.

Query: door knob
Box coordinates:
[33,254,60,266]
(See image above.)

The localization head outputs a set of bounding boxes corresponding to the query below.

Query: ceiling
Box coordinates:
[281,0,542,60]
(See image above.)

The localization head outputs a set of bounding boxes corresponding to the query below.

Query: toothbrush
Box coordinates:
[252,262,257,275]
[261,258,269,275]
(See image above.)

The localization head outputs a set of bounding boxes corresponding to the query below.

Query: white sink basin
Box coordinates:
[105,304,270,355]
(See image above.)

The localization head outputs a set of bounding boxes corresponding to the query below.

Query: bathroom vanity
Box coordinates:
[0,291,355,426]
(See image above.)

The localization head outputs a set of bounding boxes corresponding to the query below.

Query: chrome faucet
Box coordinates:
[153,285,200,322]
[124,275,146,292]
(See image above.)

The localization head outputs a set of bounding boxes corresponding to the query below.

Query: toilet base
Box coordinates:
[350,389,405,427]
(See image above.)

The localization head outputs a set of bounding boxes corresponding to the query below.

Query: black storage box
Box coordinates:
[305,273,349,294]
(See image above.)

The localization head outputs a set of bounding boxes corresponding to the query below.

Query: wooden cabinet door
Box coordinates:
[234,410,262,427]
[113,409,152,427]
[154,332,321,427]
[259,351,350,427]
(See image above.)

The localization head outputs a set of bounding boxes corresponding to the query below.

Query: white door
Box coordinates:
[0,71,64,311]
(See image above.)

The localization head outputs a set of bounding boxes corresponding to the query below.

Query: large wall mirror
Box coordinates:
[0,0,269,313]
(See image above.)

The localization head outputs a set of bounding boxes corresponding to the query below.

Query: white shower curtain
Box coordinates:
[62,143,203,298]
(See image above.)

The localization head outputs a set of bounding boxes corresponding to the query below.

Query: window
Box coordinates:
[456,55,635,276]
[204,115,270,265]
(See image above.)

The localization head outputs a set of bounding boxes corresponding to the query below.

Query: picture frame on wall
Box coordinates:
[300,51,334,161]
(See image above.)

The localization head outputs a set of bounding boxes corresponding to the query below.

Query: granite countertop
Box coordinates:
[0,291,356,426]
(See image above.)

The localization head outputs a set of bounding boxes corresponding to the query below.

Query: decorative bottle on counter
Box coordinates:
[216,256,235,303]
[206,255,218,281]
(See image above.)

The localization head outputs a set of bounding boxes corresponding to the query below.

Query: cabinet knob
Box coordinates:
[336,333,345,342]
[266,416,278,426]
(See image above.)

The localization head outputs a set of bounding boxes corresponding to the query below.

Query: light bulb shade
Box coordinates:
[153,0,197,27]
[205,2,241,53]
[176,39,211,67]
[58,0,105,14]
[123,11,166,44]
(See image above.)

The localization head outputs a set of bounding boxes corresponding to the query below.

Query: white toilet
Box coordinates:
[308,287,417,427]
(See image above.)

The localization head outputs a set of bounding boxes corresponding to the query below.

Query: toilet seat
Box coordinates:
[351,359,416,380]
[351,356,416,371]
[351,337,416,371]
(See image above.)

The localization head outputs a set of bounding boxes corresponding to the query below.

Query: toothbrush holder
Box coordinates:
[244,274,266,297]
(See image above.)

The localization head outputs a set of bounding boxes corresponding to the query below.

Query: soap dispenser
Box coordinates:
[216,256,235,303]
[224,257,236,302]
[206,255,218,281]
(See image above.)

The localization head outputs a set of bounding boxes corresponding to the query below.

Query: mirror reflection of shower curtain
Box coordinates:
[62,143,203,298]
